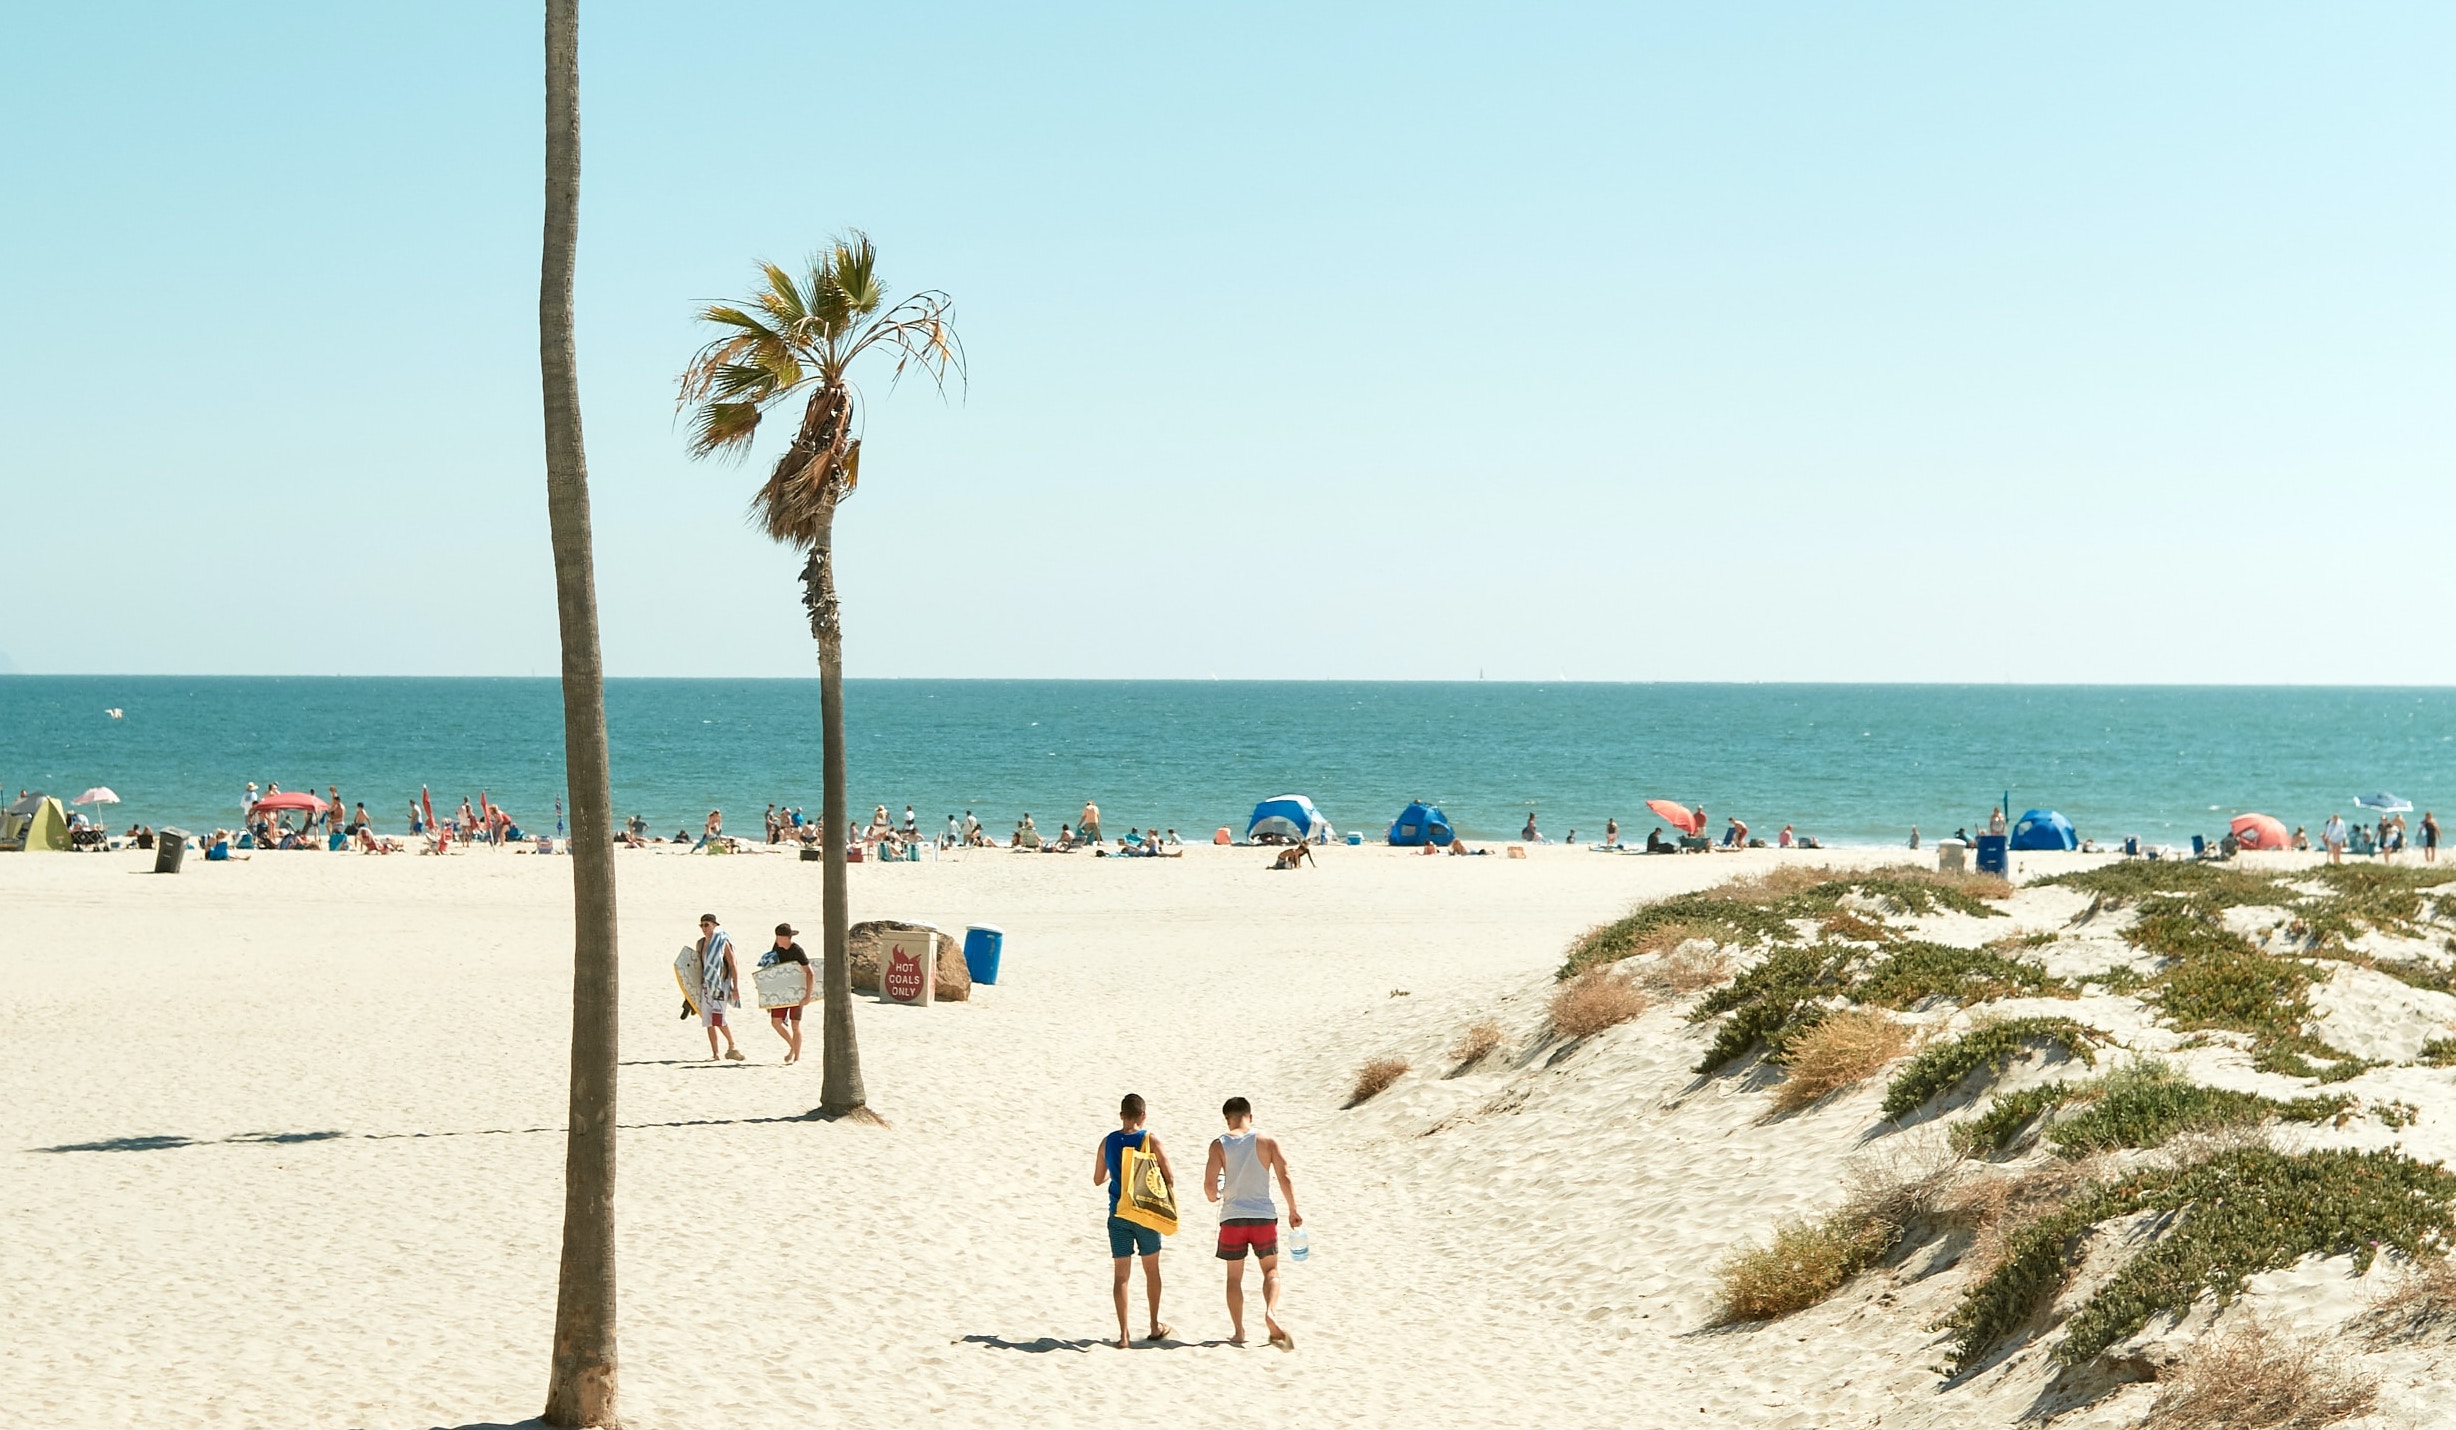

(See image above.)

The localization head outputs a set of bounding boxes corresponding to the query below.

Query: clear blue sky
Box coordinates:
[3,3,2448,680]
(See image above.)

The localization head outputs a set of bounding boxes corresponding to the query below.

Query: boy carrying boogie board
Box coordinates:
[1093,1092,1178,1349]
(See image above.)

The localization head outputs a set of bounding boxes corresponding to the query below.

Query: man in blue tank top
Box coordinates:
[1092,1092,1176,1349]
[1203,1096,1304,1350]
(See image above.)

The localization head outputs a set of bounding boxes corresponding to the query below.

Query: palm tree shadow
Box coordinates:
[961,1333,1106,1353]
[960,1333,1226,1353]
[29,1114,853,1155]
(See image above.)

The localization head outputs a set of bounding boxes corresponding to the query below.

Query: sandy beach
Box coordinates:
[9,840,2455,1429]
[0,843,1962,1428]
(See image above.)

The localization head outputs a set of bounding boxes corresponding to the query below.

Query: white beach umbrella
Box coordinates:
[74,786,120,807]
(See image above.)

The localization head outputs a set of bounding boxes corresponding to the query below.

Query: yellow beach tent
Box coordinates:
[15,797,70,851]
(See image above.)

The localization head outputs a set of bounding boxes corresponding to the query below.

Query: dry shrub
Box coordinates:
[1629,939,1732,997]
[1712,1138,1961,1323]
[2362,1253,2456,1344]
[1771,1009,1912,1113]
[1713,1217,1888,1322]
[1448,1019,1505,1068]
[1347,1056,1410,1107]
[1820,910,1893,943]
[2145,1315,2377,1430]
[1548,968,1650,1041]
[1839,1134,1964,1230]
[1940,1156,2110,1279]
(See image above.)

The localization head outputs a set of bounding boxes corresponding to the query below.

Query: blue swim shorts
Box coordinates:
[1107,1216,1161,1259]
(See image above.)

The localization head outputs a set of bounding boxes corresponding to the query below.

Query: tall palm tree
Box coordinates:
[539,1,622,1424]
[677,235,961,1118]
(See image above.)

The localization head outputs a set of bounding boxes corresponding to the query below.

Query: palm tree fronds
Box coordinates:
[688,401,764,459]
[760,263,808,325]
[843,289,966,396]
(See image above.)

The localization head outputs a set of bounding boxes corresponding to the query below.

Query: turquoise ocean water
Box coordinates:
[1,678,2450,846]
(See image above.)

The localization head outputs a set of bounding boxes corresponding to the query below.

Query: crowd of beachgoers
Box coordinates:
[17,779,2440,872]
[626,801,1194,861]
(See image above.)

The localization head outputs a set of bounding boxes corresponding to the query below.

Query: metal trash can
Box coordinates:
[963,925,1005,985]
[155,828,190,874]
[1974,834,2009,876]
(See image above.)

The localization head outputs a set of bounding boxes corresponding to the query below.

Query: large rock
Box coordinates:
[847,920,969,1002]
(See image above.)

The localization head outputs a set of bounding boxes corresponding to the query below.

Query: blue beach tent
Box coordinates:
[1248,794,1331,843]
[1387,801,1455,847]
[2008,809,2077,851]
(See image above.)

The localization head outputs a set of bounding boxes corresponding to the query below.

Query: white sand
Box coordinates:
[3,842,2449,1428]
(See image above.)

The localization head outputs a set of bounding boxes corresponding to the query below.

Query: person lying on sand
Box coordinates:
[1205,1097,1302,1351]
[1094,1093,1175,1350]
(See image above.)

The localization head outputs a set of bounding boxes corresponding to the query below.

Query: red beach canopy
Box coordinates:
[1647,799,1703,836]
[2230,813,2290,851]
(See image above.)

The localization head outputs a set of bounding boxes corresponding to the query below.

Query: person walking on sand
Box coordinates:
[2424,811,2439,864]
[1909,825,1920,850]
[1204,1096,1303,1351]
[758,922,810,1063]
[695,914,744,1061]
[1093,1093,1174,1350]
[2323,813,2348,865]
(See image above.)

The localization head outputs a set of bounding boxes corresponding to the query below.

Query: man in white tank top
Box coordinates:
[1202,1097,1304,1350]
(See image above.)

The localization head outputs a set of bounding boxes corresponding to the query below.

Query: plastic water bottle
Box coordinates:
[1288,1228,1310,1263]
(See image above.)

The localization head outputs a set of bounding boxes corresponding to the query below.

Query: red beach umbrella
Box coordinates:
[2231,813,2290,851]
[253,790,326,812]
[1647,799,1703,836]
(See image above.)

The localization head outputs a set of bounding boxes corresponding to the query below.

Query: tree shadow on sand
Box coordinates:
[29,1113,854,1154]
[961,1332,1221,1353]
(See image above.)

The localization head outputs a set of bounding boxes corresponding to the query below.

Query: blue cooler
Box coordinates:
[1974,834,2010,876]
[964,925,1005,985]
[1345,832,1363,846]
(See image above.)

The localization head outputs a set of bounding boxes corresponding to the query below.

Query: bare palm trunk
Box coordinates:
[803,514,867,1116]
[539,1,621,1424]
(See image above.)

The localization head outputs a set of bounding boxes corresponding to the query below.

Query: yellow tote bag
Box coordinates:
[1116,1139,1179,1236]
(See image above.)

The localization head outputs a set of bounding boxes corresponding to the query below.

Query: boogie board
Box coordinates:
[674,945,706,1016]
[754,960,814,1010]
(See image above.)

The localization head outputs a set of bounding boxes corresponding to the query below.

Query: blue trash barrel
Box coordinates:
[1974,834,2010,875]
[964,925,1005,985]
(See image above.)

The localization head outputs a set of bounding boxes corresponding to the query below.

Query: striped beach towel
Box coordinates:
[702,929,737,1006]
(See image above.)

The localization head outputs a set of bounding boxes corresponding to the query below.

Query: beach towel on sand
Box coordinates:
[1116,1141,1178,1237]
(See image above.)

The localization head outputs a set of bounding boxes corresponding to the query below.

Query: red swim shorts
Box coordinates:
[1216,1218,1279,1260]
[770,1005,803,1023]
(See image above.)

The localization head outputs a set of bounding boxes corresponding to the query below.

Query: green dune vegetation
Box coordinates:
[1564,859,2456,1390]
